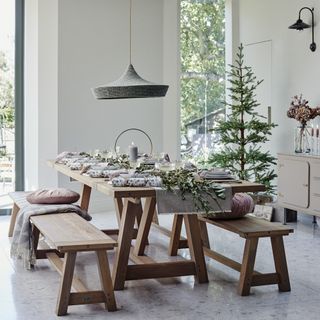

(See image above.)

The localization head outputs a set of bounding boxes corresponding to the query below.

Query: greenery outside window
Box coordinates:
[180,0,225,161]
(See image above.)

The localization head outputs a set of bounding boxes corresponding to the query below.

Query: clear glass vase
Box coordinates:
[294,125,311,153]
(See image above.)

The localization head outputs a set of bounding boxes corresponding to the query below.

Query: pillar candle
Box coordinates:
[129,142,138,161]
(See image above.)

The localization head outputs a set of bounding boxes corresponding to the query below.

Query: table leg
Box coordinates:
[114,198,123,226]
[184,214,208,283]
[80,184,91,211]
[152,207,159,225]
[271,236,291,292]
[238,238,258,296]
[135,201,149,246]
[112,199,139,290]
[169,214,183,256]
[198,219,210,249]
[133,197,156,256]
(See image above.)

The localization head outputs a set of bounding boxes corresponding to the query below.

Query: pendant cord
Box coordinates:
[129,0,132,64]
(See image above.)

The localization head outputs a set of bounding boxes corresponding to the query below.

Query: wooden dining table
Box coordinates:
[48,160,265,290]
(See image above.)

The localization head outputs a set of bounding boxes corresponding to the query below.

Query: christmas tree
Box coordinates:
[207,44,277,193]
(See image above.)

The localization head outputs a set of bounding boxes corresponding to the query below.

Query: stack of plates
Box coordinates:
[201,170,234,180]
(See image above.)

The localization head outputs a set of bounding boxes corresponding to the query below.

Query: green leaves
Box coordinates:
[156,168,225,213]
[180,0,225,133]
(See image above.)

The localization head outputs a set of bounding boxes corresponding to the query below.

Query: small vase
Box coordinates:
[294,125,311,153]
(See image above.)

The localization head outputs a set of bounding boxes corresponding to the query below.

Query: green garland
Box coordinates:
[155,169,225,214]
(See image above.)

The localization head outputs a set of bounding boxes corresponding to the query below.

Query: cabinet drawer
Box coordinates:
[309,163,320,211]
[278,158,309,208]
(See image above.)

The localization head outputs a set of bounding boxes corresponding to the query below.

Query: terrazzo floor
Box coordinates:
[0,211,319,320]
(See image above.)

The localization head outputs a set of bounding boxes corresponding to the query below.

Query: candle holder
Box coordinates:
[114,128,153,156]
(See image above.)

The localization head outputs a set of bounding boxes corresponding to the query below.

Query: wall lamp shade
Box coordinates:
[93,64,169,99]
[288,7,316,52]
[92,0,169,100]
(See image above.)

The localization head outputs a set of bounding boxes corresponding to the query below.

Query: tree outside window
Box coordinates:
[180,0,225,161]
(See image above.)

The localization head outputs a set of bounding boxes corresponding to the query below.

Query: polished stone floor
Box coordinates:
[1,211,319,320]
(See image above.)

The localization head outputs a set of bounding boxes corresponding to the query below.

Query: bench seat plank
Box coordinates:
[31,213,116,252]
[198,216,294,238]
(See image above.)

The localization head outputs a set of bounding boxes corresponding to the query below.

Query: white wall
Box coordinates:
[24,0,58,190]
[163,0,180,161]
[25,0,167,212]
[238,0,320,155]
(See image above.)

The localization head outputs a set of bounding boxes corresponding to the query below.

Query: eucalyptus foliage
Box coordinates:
[207,44,277,193]
[156,169,226,213]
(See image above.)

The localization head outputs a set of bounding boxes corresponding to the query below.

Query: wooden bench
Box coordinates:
[30,213,117,316]
[170,215,294,296]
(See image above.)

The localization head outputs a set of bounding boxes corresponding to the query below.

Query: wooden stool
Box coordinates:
[31,213,117,316]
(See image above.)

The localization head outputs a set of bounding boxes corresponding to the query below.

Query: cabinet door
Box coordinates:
[278,158,309,208]
[309,162,320,212]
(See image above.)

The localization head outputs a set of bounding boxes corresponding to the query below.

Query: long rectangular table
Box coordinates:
[48,160,266,290]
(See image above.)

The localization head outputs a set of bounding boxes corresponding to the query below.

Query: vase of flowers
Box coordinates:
[287,95,320,153]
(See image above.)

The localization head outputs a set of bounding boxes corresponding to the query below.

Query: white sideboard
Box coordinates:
[278,153,320,218]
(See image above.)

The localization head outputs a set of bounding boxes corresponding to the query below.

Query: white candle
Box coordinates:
[129,142,138,161]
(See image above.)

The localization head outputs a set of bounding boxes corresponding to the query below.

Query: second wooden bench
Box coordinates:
[169,214,294,296]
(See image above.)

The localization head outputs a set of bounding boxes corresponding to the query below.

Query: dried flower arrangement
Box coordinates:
[287,94,320,126]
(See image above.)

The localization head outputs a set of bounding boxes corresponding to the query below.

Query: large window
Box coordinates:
[0,0,15,212]
[180,0,225,161]
[0,0,24,214]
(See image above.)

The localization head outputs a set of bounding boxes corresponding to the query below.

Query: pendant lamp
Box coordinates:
[92,0,169,99]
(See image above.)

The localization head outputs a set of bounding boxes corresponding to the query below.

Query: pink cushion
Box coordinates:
[26,188,80,204]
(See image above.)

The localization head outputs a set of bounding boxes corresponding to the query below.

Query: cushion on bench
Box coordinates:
[26,188,80,204]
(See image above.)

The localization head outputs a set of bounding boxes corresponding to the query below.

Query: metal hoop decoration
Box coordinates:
[114,128,153,156]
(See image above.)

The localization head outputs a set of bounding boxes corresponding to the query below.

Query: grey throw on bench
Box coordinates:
[10,192,91,269]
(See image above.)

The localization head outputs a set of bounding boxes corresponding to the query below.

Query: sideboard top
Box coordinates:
[278,153,320,159]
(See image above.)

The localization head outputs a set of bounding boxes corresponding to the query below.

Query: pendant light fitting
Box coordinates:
[92,0,169,99]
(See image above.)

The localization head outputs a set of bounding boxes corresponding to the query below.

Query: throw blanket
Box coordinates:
[10,204,91,270]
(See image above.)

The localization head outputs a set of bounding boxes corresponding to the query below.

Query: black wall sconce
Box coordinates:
[289,7,316,52]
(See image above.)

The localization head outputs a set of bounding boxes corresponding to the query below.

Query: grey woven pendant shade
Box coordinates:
[92,64,169,99]
[92,0,169,100]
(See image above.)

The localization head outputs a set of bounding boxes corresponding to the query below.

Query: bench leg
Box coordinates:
[112,199,139,290]
[32,225,40,252]
[8,203,19,237]
[169,214,183,256]
[56,252,77,316]
[184,214,208,283]
[238,238,258,296]
[199,219,210,249]
[96,250,117,311]
[271,236,291,292]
